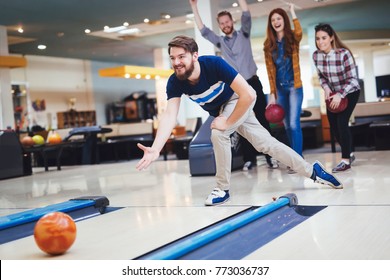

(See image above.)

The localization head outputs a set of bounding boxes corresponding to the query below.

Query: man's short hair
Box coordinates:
[217,10,233,21]
[168,35,198,54]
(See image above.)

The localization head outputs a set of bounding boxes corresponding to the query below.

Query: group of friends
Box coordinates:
[136,0,360,206]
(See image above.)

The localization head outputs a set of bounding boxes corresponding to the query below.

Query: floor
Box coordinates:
[0,147,390,260]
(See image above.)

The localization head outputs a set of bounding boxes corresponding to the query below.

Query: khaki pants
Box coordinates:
[210,94,313,190]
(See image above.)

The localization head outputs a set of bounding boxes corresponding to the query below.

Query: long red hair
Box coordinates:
[263,8,295,58]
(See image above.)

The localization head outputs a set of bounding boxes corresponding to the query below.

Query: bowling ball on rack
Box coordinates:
[265,104,285,123]
[32,135,45,146]
[47,133,62,144]
[21,136,35,147]
[34,212,77,255]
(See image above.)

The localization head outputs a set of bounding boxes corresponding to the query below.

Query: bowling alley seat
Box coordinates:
[0,130,31,180]
[188,116,244,176]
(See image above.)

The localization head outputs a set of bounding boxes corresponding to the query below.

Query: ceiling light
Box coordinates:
[118,28,140,35]
[104,26,127,33]
[232,3,238,7]
[85,29,91,34]
[17,27,24,33]
[144,18,150,23]
[123,22,129,27]
[37,45,46,50]
[161,13,171,19]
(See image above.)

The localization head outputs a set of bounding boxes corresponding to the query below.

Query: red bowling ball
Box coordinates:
[326,92,348,113]
[265,104,285,123]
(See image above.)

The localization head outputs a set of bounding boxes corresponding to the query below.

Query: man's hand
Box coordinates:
[135,143,160,171]
[211,115,228,131]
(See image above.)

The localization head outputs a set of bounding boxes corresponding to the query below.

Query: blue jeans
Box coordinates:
[277,85,304,157]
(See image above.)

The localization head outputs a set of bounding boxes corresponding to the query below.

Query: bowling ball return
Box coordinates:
[135,193,326,260]
[0,196,110,244]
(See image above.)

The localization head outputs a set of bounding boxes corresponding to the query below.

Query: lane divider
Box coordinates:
[142,194,297,260]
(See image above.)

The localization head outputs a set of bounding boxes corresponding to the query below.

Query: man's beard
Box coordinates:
[222,25,233,36]
[175,62,195,81]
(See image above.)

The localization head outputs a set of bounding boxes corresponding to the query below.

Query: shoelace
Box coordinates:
[211,188,223,196]
[336,162,348,168]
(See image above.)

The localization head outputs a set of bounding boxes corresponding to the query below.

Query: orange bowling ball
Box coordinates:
[34,212,77,255]
[47,132,62,144]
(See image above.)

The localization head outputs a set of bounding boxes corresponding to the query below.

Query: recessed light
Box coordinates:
[104,26,127,33]
[17,27,24,33]
[85,29,91,34]
[118,28,140,35]
[37,45,46,50]
[161,13,171,19]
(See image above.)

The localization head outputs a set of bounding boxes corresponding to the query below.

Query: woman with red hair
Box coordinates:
[263,3,304,173]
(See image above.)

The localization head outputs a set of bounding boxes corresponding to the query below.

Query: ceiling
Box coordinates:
[1,0,390,67]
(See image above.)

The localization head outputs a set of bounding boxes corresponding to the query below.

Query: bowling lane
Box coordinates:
[244,205,390,259]
[0,205,248,260]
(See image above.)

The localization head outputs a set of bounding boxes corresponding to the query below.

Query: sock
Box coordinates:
[310,170,316,181]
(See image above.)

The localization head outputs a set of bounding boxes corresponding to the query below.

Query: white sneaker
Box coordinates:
[242,161,253,171]
[205,187,230,206]
[266,158,279,169]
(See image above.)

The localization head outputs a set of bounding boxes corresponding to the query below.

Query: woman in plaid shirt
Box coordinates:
[313,23,360,173]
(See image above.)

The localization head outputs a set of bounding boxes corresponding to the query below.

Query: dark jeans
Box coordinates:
[327,90,360,159]
[241,75,272,163]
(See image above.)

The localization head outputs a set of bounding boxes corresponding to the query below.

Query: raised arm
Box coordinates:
[238,0,249,12]
[289,2,297,19]
[189,0,205,31]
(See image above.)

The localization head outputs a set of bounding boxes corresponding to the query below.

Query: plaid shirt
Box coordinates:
[313,48,360,98]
